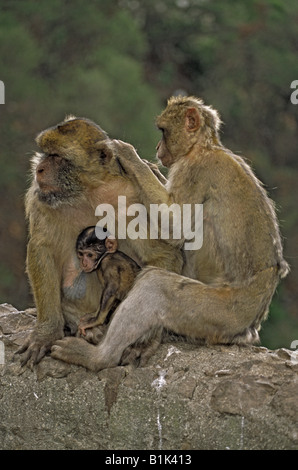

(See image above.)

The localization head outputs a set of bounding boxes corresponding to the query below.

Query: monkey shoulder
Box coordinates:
[100,252,140,273]
[206,148,264,196]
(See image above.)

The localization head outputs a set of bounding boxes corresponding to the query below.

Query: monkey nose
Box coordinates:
[36,162,45,174]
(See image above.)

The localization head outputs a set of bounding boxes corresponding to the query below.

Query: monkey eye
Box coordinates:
[99,150,106,159]
[158,127,167,137]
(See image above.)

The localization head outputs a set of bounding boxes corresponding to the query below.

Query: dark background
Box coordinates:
[0,0,297,348]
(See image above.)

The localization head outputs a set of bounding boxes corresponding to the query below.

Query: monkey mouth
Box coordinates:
[34,187,72,207]
[37,182,60,193]
[82,267,94,273]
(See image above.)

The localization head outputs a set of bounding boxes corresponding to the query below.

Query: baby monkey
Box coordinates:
[76,226,140,335]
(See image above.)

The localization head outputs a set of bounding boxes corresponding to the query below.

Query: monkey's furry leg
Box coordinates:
[52,266,277,370]
[51,276,162,371]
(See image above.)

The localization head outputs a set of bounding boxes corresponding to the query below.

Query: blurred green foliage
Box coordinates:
[0,0,297,349]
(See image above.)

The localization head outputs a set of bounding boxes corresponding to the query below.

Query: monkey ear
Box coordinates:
[185,108,200,132]
[94,141,113,163]
[105,236,118,253]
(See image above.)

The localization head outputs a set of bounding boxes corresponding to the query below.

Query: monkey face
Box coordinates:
[77,248,104,273]
[155,113,190,167]
[32,117,122,207]
[156,97,211,167]
[33,153,82,206]
[155,131,174,168]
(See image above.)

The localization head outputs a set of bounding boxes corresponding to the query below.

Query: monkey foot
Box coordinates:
[51,337,100,371]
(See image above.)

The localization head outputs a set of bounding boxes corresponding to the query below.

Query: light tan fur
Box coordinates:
[19,116,183,365]
[51,96,289,371]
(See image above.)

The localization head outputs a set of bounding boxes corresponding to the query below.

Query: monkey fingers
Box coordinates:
[142,160,168,185]
[78,314,99,336]
[51,337,100,371]
[16,337,53,366]
[111,140,146,172]
[94,139,114,160]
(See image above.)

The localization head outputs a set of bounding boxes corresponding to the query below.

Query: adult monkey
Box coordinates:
[18,116,183,366]
[51,96,289,371]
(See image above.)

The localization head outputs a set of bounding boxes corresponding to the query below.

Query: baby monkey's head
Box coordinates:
[76,226,117,273]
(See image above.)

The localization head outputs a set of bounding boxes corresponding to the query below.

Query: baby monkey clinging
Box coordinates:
[76,226,140,335]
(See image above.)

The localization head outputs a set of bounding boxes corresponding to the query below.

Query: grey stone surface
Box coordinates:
[0,303,297,450]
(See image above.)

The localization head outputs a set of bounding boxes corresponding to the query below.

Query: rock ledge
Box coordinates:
[0,303,297,450]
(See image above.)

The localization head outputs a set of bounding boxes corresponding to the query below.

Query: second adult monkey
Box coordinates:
[52,96,289,371]
[76,226,140,335]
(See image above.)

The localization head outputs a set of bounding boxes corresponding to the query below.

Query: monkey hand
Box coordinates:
[110,139,149,175]
[16,327,64,367]
[143,160,168,185]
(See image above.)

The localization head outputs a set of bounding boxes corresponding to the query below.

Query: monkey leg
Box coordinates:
[133,267,278,345]
[51,337,102,371]
[51,277,162,371]
[121,327,163,366]
[51,266,278,370]
[111,266,277,346]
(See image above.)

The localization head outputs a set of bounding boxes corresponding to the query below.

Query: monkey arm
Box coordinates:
[111,140,187,247]
[111,140,172,207]
[79,292,116,335]
[17,240,64,365]
[78,277,119,336]
[142,160,168,185]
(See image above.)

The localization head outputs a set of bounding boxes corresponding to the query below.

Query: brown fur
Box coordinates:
[51,96,289,371]
[75,226,141,334]
[18,116,183,366]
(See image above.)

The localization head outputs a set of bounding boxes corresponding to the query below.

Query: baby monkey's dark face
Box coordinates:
[76,226,107,273]
[77,245,105,273]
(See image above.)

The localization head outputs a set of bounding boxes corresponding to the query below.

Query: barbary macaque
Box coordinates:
[75,226,140,335]
[51,96,289,371]
[18,116,183,366]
